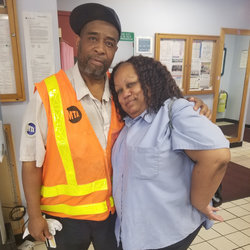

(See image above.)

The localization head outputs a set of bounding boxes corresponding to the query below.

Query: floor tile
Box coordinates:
[190,235,204,245]
[190,241,216,249]
[216,209,237,220]
[221,201,237,209]
[88,244,94,250]
[212,221,238,235]
[33,242,47,250]
[208,236,238,250]
[231,199,249,206]
[242,215,250,223]
[225,231,250,247]
[241,202,250,212]
[226,217,250,230]
[242,228,250,237]
[226,206,250,217]
[197,228,221,240]
[237,160,250,169]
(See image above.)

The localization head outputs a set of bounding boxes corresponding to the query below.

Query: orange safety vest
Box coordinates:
[35,70,124,221]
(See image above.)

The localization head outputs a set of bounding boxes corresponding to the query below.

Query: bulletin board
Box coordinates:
[0,0,25,102]
[155,33,219,95]
[0,124,24,235]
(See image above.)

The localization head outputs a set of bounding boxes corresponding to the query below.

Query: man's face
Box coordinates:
[77,20,119,80]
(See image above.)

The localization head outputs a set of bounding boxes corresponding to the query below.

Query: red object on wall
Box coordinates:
[58,11,78,58]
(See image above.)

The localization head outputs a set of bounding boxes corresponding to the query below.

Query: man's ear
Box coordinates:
[76,36,80,49]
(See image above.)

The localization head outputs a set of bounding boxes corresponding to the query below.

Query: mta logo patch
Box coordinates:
[26,122,36,136]
[67,106,82,123]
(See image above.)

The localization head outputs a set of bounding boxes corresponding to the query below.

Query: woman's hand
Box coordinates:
[187,96,212,120]
[199,204,224,222]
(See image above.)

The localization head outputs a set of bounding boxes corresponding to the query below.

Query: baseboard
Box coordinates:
[216,118,239,124]
[230,141,243,148]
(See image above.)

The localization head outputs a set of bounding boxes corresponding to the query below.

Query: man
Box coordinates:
[20,3,210,250]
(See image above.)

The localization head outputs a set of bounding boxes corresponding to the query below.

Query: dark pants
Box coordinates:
[45,213,121,250]
[152,224,202,250]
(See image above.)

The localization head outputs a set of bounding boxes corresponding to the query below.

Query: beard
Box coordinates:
[77,52,109,80]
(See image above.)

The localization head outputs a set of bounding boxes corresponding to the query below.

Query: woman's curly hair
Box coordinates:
[110,55,183,119]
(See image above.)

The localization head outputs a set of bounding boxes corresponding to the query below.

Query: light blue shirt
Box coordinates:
[112,98,229,250]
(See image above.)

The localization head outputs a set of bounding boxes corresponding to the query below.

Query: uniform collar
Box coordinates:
[72,62,111,102]
[124,110,156,127]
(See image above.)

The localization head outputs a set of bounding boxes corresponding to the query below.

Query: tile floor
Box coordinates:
[28,142,250,250]
[230,141,250,169]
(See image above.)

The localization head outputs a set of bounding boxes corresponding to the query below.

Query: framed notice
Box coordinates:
[136,36,153,54]
[155,33,219,95]
[0,0,25,102]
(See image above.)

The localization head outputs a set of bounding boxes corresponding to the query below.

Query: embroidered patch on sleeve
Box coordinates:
[25,122,36,137]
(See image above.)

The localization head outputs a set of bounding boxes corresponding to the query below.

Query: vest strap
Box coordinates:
[44,75,77,185]
[41,197,114,216]
[41,178,108,197]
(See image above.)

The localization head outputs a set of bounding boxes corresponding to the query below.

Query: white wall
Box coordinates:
[57,0,250,111]
[218,35,250,121]
[57,0,250,38]
[0,0,250,206]
[0,0,60,205]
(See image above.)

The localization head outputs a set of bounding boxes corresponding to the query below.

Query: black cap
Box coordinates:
[70,3,121,40]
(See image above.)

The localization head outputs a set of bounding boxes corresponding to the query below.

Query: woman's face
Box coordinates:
[114,63,147,118]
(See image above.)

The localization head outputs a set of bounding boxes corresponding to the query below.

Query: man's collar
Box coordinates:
[73,63,111,101]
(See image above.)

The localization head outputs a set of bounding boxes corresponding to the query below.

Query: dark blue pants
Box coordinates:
[153,224,202,250]
[46,213,121,250]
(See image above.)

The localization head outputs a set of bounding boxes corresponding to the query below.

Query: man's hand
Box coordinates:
[28,215,52,242]
[187,96,212,120]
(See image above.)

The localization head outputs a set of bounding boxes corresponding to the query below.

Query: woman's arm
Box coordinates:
[185,148,230,221]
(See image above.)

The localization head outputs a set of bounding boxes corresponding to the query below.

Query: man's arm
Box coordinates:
[185,148,230,221]
[22,161,51,241]
[187,96,212,119]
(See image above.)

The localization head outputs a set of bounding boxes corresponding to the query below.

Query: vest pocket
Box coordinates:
[131,147,159,179]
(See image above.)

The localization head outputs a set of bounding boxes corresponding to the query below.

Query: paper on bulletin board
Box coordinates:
[23,12,55,97]
[0,14,17,94]
[160,39,185,89]
[240,50,248,68]
[201,41,213,62]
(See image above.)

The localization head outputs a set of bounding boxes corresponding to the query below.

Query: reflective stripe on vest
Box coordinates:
[42,75,113,216]
[41,178,108,197]
[40,197,114,216]
[44,75,77,185]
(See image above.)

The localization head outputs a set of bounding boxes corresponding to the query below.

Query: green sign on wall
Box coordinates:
[120,32,134,42]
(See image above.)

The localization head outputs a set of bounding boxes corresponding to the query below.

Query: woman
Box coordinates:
[109,55,230,250]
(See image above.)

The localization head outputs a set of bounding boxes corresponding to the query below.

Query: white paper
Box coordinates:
[23,12,55,94]
[160,39,185,89]
[191,58,201,77]
[201,41,213,62]
[240,50,248,68]
[190,77,200,89]
[160,40,173,61]
[0,14,17,94]
[192,41,201,59]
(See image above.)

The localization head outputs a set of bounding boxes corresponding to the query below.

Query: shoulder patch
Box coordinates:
[25,122,36,136]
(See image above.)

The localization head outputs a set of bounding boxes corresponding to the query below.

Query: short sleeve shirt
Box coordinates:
[20,63,111,167]
[112,98,229,250]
